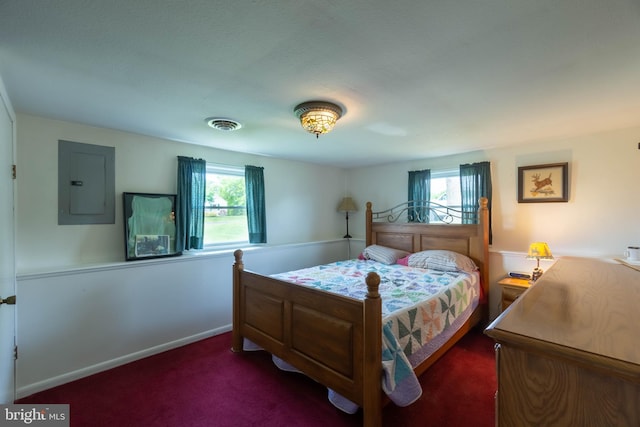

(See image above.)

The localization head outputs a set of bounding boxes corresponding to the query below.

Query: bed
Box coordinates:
[232,198,489,427]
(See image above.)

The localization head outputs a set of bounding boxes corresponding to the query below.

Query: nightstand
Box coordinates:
[498,277,532,311]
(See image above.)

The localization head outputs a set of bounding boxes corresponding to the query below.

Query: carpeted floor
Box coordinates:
[17,327,496,426]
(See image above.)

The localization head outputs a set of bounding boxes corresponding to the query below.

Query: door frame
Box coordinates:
[0,74,17,404]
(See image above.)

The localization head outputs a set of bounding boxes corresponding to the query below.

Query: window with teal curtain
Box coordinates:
[176,156,206,251]
[245,165,266,244]
[460,161,492,243]
[407,169,431,222]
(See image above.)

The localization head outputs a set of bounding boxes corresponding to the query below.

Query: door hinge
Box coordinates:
[14,345,17,360]
[12,164,16,179]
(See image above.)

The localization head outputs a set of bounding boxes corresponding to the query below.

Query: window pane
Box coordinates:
[205,168,248,245]
[430,174,461,224]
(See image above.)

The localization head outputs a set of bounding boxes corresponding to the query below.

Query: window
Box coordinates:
[204,164,248,245]
[429,169,461,224]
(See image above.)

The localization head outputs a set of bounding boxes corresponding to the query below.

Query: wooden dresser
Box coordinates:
[485,257,640,426]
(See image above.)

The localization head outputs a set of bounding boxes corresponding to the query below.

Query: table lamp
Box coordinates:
[527,242,554,281]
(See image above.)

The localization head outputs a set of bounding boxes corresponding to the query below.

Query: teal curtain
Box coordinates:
[176,156,206,251]
[407,169,431,222]
[460,161,492,243]
[245,165,266,244]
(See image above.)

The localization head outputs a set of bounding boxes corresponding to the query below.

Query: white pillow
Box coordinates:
[407,250,477,273]
[362,245,410,265]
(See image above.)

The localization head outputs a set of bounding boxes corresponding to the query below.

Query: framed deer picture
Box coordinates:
[518,162,569,203]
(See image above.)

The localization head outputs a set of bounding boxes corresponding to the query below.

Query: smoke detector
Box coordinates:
[205,117,242,131]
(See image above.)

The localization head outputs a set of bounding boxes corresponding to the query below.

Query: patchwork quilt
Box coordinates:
[270,259,480,412]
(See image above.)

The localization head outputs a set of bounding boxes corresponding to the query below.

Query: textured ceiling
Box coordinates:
[1,0,640,167]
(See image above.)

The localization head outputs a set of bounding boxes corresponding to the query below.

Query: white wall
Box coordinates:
[16,114,350,272]
[16,240,348,398]
[348,126,640,318]
[348,127,640,257]
[14,114,353,397]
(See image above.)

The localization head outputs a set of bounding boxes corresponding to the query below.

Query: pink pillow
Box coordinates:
[396,255,409,266]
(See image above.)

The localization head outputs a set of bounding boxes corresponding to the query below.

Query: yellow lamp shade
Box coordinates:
[527,242,554,260]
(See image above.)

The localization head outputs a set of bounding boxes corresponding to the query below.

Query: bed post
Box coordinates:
[366,202,373,247]
[362,271,382,427]
[477,197,490,320]
[231,249,244,353]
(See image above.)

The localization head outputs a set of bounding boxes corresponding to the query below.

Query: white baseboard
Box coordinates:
[16,325,231,399]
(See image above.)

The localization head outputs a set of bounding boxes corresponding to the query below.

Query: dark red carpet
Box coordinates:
[17,328,495,426]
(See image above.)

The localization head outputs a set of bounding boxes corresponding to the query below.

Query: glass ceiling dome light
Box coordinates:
[293,101,343,138]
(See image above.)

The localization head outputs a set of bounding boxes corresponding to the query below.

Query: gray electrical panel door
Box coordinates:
[58,140,115,224]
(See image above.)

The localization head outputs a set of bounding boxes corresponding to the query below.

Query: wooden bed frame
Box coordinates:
[232,198,489,427]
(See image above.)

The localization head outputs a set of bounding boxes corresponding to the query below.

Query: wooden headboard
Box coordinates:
[365,198,490,295]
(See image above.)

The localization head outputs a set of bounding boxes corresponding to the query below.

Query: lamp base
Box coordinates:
[343,234,352,239]
[531,267,543,282]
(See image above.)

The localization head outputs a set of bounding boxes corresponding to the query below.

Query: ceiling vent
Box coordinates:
[205,117,242,131]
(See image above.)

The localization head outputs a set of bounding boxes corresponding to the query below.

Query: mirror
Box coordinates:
[123,192,181,261]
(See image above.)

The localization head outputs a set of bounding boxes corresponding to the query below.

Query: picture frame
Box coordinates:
[134,234,170,258]
[518,162,569,203]
[123,192,181,261]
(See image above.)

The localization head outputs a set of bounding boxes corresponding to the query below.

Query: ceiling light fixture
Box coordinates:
[205,117,242,131]
[293,101,343,138]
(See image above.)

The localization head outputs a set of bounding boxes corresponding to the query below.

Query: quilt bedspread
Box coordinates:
[270,259,480,411]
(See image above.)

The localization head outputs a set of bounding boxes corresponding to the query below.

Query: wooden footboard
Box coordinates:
[232,249,384,427]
